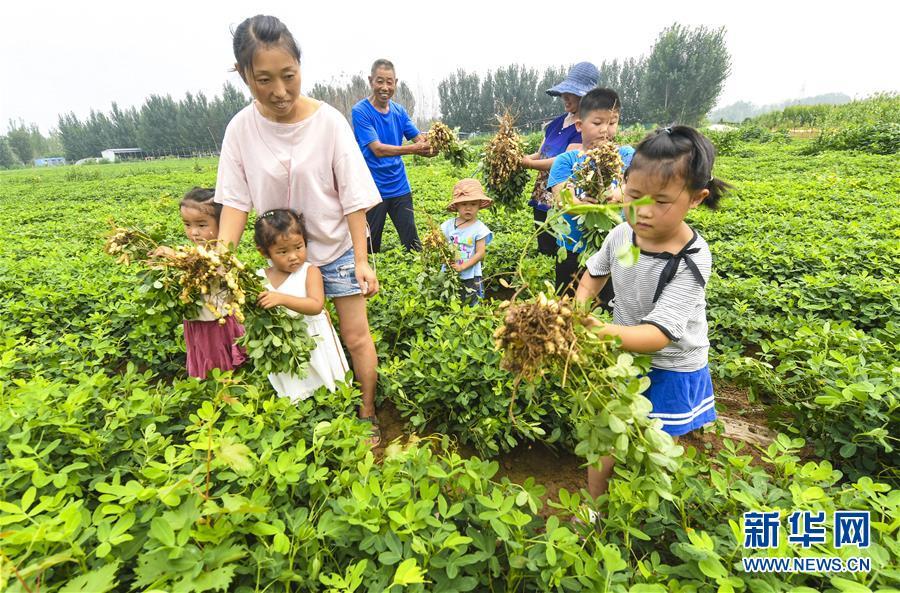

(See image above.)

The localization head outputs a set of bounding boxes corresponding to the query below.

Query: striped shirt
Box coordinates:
[585,222,711,371]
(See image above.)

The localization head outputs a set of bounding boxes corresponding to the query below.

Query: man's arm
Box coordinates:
[352,105,428,159]
[368,140,430,158]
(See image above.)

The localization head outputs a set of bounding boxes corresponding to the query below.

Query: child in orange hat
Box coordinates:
[440,178,494,304]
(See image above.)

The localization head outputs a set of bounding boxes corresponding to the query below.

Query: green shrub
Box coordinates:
[706,128,741,156]
[750,92,900,129]
[380,303,572,455]
[616,124,650,147]
[806,122,900,155]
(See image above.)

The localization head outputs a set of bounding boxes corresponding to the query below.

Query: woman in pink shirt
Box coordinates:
[215,15,383,444]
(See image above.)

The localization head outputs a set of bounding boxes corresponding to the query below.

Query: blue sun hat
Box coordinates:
[546,62,600,97]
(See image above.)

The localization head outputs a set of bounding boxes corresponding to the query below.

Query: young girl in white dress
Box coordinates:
[254,209,349,401]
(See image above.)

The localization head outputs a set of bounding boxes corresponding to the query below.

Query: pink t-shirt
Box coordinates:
[215,102,381,266]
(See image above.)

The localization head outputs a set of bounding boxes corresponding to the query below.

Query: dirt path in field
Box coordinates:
[377,381,780,516]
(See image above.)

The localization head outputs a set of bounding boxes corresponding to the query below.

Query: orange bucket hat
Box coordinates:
[447,178,493,212]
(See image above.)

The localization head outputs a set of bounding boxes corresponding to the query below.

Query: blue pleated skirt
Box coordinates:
[646,365,717,436]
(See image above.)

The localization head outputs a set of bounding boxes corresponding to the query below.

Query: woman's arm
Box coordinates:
[347,209,379,296]
[522,155,556,172]
[218,206,248,248]
[451,237,487,272]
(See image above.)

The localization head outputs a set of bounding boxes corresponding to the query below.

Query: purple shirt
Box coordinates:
[540,113,582,159]
[528,113,582,210]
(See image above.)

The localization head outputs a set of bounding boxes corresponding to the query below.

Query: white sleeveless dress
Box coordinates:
[261,263,350,401]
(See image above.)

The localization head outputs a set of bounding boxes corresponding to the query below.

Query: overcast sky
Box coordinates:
[2,0,897,134]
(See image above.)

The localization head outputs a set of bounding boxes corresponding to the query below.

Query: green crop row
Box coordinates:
[1,365,897,592]
[0,139,897,591]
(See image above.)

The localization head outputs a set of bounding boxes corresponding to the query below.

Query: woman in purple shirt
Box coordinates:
[521,62,600,255]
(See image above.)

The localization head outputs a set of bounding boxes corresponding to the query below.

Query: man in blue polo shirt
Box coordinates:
[352,59,434,252]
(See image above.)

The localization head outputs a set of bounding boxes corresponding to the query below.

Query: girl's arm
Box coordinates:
[347,209,379,296]
[575,272,670,353]
[451,237,487,272]
[218,206,248,248]
[592,323,670,353]
[574,272,608,302]
[257,266,325,315]
[150,245,176,258]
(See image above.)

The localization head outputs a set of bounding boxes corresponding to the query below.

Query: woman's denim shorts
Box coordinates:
[320,247,362,298]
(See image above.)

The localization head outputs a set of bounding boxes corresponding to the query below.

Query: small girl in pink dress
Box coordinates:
[175,187,247,378]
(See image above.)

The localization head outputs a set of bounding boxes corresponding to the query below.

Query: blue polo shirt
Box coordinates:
[351,98,420,199]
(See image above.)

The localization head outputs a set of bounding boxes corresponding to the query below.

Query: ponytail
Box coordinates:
[704,177,730,210]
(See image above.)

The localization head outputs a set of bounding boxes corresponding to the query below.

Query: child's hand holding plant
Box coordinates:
[257,290,285,309]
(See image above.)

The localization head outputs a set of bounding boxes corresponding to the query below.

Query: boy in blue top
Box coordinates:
[440,179,494,305]
[351,59,435,253]
[548,88,634,304]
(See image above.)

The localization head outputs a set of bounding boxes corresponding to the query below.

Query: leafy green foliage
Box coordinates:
[238,308,317,379]
[806,122,900,155]
[0,368,638,592]
[1,131,898,591]
[2,367,895,592]
[381,302,571,455]
[750,92,900,130]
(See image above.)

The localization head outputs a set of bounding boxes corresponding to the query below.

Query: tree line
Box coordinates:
[49,83,250,162]
[1,83,253,165]
[709,93,851,124]
[3,76,416,166]
[0,121,63,169]
[438,24,731,132]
